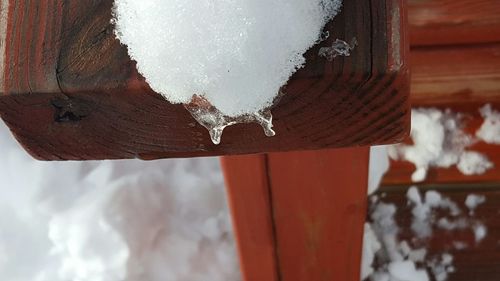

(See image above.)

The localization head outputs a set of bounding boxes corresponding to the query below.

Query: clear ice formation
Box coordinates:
[185,97,275,145]
[318,38,357,61]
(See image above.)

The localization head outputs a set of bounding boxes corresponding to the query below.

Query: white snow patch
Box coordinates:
[364,186,489,281]
[473,224,487,243]
[368,146,390,195]
[389,108,493,182]
[388,261,429,281]
[428,254,454,281]
[361,223,382,280]
[0,121,240,281]
[457,151,493,176]
[113,0,341,117]
[476,104,500,144]
[406,186,461,238]
[465,194,486,215]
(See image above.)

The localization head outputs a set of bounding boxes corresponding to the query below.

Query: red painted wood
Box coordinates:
[222,148,369,281]
[409,0,500,46]
[382,43,500,186]
[0,0,409,160]
[411,43,500,107]
[220,155,279,281]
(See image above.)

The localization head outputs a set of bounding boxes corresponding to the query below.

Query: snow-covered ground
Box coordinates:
[0,121,240,281]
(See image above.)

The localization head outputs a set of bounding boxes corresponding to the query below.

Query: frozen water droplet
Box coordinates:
[253,110,275,137]
[318,38,357,61]
[184,96,276,145]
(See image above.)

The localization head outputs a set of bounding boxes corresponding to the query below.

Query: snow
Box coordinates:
[113,0,341,117]
[476,104,500,144]
[368,146,390,195]
[364,186,489,281]
[457,151,493,176]
[406,186,462,238]
[388,108,493,182]
[0,121,240,281]
[473,224,487,243]
[388,261,429,281]
[465,194,486,215]
[361,223,381,280]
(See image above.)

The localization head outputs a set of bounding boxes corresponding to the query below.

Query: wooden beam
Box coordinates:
[409,0,500,46]
[382,44,500,186]
[0,0,409,160]
[411,43,500,108]
[220,155,279,281]
[222,147,369,281]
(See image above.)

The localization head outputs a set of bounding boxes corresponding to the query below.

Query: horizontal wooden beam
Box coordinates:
[0,0,409,160]
[411,43,500,108]
[382,43,500,186]
[409,0,500,46]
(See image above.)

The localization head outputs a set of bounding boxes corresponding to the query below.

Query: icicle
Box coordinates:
[184,96,275,145]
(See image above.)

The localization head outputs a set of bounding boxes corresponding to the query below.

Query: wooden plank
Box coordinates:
[383,102,500,186]
[0,0,409,160]
[411,43,500,107]
[222,148,369,281]
[382,44,500,186]
[267,148,369,281]
[220,155,279,281]
[409,0,500,46]
[0,0,7,91]
[375,184,500,281]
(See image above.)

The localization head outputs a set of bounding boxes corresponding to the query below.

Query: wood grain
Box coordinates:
[220,155,279,281]
[222,147,369,281]
[0,0,8,91]
[0,0,409,160]
[411,43,500,107]
[409,0,500,46]
[375,184,500,281]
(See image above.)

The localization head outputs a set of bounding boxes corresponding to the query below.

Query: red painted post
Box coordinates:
[222,147,369,281]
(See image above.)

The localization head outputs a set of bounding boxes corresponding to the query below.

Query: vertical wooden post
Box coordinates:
[221,147,369,281]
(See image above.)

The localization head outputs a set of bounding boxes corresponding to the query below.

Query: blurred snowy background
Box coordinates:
[0,105,497,281]
[0,120,240,281]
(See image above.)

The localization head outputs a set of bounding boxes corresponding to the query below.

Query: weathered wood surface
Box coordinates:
[0,0,409,160]
[409,0,500,46]
[375,184,500,281]
[222,147,369,281]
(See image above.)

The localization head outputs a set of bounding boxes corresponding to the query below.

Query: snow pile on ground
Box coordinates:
[0,121,240,281]
[113,0,341,117]
[362,187,487,281]
[389,108,493,182]
[476,104,500,144]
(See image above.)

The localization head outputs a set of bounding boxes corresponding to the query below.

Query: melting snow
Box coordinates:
[113,0,342,143]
